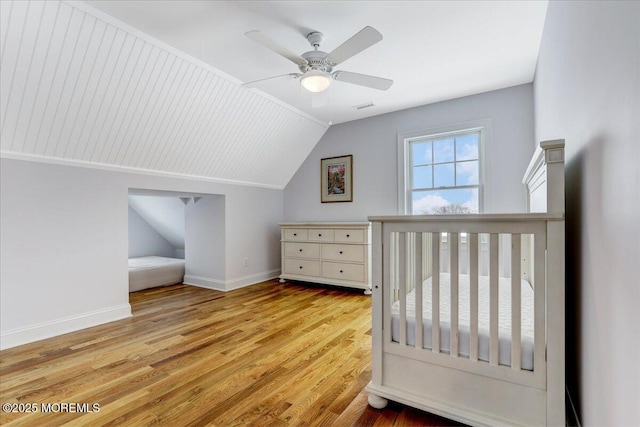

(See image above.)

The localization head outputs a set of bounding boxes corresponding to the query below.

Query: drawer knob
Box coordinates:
[318,233,322,237]
[346,234,350,237]
[299,249,303,252]
[339,270,344,273]
[339,251,343,254]
[299,266,303,269]
[293,233,297,236]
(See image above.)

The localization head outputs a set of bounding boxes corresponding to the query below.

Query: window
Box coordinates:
[398,119,491,214]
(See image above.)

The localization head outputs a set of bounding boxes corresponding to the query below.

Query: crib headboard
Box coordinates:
[522,139,565,214]
[520,139,565,284]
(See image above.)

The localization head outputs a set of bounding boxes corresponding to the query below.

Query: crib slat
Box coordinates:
[534,232,546,374]
[511,234,522,370]
[406,233,413,295]
[414,233,423,349]
[398,232,407,346]
[450,233,459,358]
[469,233,479,362]
[391,233,398,301]
[489,233,499,366]
[432,232,440,353]
[422,232,431,281]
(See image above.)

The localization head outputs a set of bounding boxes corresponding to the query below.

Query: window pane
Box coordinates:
[405,126,484,215]
[412,165,432,189]
[412,188,479,214]
[456,160,479,185]
[434,163,454,187]
[411,141,432,166]
[456,133,479,161]
[433,138,454,163]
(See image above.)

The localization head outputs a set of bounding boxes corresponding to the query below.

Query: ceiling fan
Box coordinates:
[242,26,393,93]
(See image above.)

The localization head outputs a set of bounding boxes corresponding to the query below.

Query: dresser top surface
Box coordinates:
[279,222,370,228]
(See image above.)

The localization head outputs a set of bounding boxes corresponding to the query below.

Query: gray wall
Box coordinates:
[128,206,177,258]
[185,195,226,285]
[0,158,283,349]
[1,160,129,341]
[534,1,640,424]
[283,84,535,221]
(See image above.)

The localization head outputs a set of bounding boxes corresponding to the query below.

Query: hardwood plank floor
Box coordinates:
[0,280,463,426]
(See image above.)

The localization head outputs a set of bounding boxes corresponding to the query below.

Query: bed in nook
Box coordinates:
[366,140,565,426]
[128,256,185,292]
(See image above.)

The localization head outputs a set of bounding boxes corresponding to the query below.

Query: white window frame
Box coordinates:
[397,118,492,215]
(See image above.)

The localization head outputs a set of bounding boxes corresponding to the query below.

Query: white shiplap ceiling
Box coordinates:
[0,0,548,188]
[0,0,328,189]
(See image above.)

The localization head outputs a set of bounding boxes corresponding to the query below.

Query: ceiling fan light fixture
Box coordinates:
[300,70,331,93]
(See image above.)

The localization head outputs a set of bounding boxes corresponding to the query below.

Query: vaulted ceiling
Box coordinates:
[0,1,548,189]
[85,0,548,125]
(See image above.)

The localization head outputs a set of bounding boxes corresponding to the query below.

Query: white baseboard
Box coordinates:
[183,269,280,292]
[183,275,226,291]
[225,269,281,291]
[0,304,132,350]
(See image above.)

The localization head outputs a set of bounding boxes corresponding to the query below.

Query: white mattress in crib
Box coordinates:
[391,273,535,370]
[128,256,185,292]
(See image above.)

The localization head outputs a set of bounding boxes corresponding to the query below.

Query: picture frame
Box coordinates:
[321,155,353,203]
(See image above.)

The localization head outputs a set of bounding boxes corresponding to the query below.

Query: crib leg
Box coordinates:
[279,278,286,283]
[368,393,388,409]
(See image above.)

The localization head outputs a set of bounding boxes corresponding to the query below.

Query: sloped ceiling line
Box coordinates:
[128,195,185,250]
[0,0,329,189]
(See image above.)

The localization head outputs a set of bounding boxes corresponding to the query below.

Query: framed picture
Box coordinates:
[321,155,353,203]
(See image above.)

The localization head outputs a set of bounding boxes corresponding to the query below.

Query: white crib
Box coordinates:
[366,140,565,426]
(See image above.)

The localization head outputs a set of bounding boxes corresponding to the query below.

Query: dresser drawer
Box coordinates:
[322,244,364,262]
[284,258,321,277]
[284,242,320,259]
[308,229,335,242]
[322,262,365,282]
[334,229,365,243]
[283,228,308,241]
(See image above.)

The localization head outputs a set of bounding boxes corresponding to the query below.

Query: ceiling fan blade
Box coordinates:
[325,26,383,66]
[245,30,307,67]
[241,73,301,88]
[333,71,393,91]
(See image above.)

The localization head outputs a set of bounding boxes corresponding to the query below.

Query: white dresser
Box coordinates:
[279,222,372,294]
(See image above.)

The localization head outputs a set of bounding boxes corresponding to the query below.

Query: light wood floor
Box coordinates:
[0,280,463,426]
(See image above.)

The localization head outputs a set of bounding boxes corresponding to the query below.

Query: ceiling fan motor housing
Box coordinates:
[298,32,333,74]
[300,51,332,74]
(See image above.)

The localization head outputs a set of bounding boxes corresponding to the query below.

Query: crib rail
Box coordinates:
[369,213,564,389]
